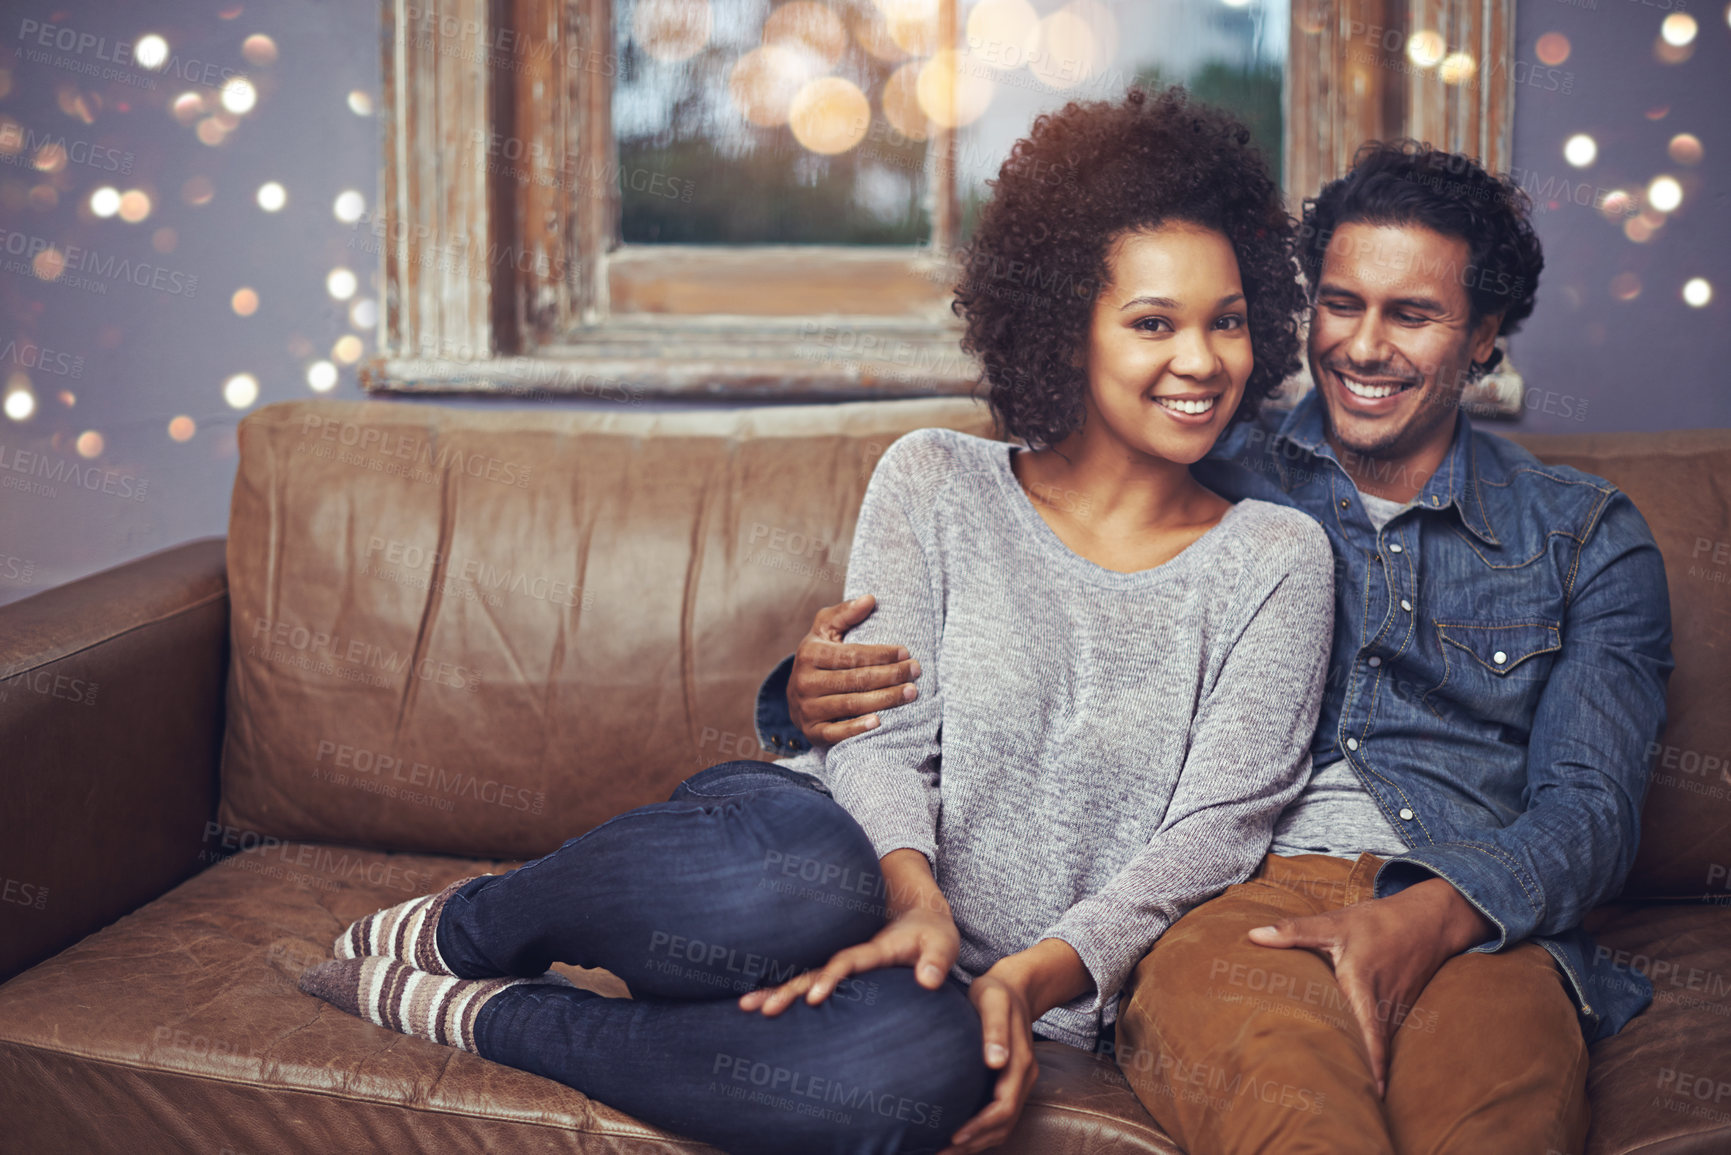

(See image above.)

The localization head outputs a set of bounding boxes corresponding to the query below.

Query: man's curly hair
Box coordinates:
[1299,140,1544,374]
[954,86,1304,449]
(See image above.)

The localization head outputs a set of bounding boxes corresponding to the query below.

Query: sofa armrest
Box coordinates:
[0,538,229,983]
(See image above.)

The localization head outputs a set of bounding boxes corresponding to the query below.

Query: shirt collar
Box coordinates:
[1270,390,1500,546]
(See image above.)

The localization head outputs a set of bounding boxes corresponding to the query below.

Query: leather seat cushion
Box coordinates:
[1584,901,1731,1154]
[0,842,1173,1154]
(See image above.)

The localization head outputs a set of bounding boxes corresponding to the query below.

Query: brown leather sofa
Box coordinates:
[1,396,1726,1154]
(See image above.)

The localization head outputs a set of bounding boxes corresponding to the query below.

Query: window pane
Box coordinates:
[953,0,1287,239]
[612,0,1285,247]
[614,0,936,244]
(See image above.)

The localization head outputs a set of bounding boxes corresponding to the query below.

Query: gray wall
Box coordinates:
[1,0,1726,604]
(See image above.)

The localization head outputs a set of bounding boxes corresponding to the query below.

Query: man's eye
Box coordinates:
[1394,312,1427,325]
[1322,300,1359,315]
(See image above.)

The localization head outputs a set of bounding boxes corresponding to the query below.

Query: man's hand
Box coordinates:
[788,595,921,746]
[1247,878,1495,1096]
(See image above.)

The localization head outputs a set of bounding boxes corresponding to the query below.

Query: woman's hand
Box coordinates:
[737,903,959,1015]
[939,968,1039,1155]
[941,938,1091,1154]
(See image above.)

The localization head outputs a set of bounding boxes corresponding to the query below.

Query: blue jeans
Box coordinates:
[436,761,994,1155]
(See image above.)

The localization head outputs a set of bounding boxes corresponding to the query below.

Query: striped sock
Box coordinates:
[299,957,567,1053]
[333,875,480,975]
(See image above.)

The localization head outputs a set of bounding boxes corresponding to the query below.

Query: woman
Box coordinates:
[300,86,1332,1155]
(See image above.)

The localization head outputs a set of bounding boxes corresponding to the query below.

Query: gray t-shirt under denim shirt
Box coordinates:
[776,428,1335,1050]
[1268,487,1409,860]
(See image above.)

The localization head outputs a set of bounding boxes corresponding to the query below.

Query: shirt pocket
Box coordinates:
[1424,621,1562,734]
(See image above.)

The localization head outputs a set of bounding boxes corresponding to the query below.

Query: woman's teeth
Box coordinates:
[1155,396,1216,415]
[1340,375,1412,400]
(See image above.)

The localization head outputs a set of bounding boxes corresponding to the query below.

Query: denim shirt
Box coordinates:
[755,392,1674,1041]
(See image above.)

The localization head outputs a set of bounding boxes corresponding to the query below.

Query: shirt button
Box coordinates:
[1493,651,1507,664]
[1400,599,1412,612]
[1399,807,1415,821]
[1368,656,1382,667]
[1346,738,1359,751]
[1340,499,1349,509]
[1430,495,1440,505]
[1388,542,1403,553]
[770,735,783,746]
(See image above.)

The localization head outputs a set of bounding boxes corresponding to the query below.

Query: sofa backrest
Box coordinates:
[1504,429,1731,899]
[220,401,1731,900]
[219,397,994,861]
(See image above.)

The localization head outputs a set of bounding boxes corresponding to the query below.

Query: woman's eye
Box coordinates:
[1215,314,1246,331]
[1133,316,1172,333]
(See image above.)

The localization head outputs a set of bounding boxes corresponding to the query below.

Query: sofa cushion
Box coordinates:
[1506,431,1731,899]
[1582,901,1731,1154]
[0,842,1173,1154]
[220,397,994,861]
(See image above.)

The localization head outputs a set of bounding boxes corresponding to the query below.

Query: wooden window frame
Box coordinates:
[362,0,1517,407]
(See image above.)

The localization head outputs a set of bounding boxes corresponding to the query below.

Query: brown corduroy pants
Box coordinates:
[1114,852,1590,1155]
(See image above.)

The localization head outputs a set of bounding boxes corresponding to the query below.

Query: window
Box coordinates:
[363,0,1516,413]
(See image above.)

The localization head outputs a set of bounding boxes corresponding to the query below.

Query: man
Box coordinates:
[752,142,1673,1153]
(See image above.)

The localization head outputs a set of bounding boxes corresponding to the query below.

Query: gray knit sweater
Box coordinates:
[778,428,1334,1049]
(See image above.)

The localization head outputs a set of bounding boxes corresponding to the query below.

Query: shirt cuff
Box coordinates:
[1041,897,1159,1018]
[1374,843,1537,952]
[754,653,814,757]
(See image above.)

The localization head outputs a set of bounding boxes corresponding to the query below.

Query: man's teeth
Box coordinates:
[1155,396,1216,415]
[1340,374,1411,400]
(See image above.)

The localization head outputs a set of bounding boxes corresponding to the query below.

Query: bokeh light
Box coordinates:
[348,90,373,116]
[1668,133,1703,164]
[1624,217,1655,243]
[4,388,35,422]
[327,268,358,300]
[307,361,339,392]
[1564,134,1596,167]
[1032,9,1098,89]
[90,187,122,217]
[1535,33,1570,65]
[231,287,259,316]
[881,0,941,56]
[333,190,366,223]
[32,247,65,281]
[789,77,871,155]
[1438,52,1476,85]
[350,299,379,329]
[634,0,711,61]
[220,77,257,115]
[1406,29,1446,68]
[152,227,177,253]
[332,335,365,364]
[75,431,104,459]
[168,416,197,442]
[172,91,207,123]
[1610,272,1642,301]
[1647,175,1683,213]
[257,181,286,211]
[966,0,1041,70]
[1683,278,1712,307]
[764,2,848,67]
[118,189,152,223]
[134,35,169,70]
[224,373,260,409]
[182,175,215,205]
[1661,13,1698,44]
[241,34,278,65]
[729,44,819,127]
[918,49,995,126]
[33,142,67,173]
[882,62,928,140]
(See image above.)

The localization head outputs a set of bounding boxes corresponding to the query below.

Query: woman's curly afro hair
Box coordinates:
[954,85,1305,449]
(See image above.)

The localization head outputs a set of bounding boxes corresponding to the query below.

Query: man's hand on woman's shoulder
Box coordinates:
[789,595,921,746]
